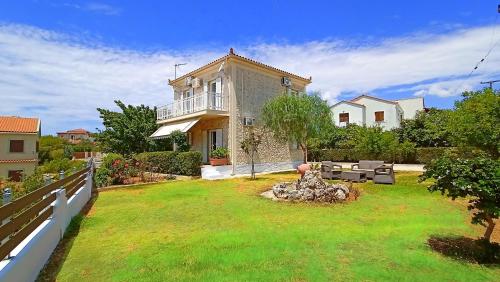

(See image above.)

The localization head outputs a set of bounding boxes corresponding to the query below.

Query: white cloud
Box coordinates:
[0,23,499,133]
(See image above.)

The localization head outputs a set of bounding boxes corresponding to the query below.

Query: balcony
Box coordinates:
[157,92,228,121]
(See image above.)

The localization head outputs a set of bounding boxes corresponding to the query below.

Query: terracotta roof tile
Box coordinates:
[58,128,90,134]
[0,116,40,133]
[169,49,312,85]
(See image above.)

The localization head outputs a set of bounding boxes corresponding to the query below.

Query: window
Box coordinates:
[8,170,23,182]
[10,140,24,153]
[375,111,385,122]
[339,113,349,123]
[36,141,39,153]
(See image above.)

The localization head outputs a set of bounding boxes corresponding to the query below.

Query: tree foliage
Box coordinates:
[170,130,190,152]
[448,88,500,158]
[394,108,452,147]
[420,156,500,242]
[262,92,333,163]
[96,100,169,155]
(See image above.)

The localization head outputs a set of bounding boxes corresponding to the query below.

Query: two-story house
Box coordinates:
[57,128,93,144]
[330,95,424,130]
[152,48,311,178]
[0,116,41,181]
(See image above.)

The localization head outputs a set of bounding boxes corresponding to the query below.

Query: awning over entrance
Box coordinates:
[150,118,199,139]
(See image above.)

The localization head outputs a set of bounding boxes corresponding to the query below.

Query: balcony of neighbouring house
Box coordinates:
[156,92,228,123]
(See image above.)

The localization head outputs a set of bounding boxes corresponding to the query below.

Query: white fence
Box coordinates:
[157,92,227,121]
[0,162,94,282]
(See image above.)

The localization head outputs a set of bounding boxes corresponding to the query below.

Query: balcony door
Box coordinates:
[183,89,193,114]
[209,78,222,110]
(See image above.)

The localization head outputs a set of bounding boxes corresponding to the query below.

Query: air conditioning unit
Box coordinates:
[185,76,193,86]
[191,77,202,88]
[281,76,292,87]
[243,117,255,126]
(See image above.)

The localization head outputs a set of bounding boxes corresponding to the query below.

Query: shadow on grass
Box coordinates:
[428,235,500,265]
[36,188,100,282]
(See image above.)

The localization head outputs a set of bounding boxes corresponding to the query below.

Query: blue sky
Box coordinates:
[0,1,499,134]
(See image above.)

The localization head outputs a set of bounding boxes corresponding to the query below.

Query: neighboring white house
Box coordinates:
[330,95,425,130]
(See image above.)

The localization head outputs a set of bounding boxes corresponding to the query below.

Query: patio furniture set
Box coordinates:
[320,160,395,184]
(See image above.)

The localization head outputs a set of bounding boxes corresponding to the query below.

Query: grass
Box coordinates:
[49,172,499,281]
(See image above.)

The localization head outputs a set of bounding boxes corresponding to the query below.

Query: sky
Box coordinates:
[0,1,499,134]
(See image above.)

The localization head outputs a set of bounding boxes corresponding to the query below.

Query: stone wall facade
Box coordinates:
[231,64,306,165]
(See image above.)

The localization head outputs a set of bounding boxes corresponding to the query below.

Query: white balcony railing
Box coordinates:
[157,92,227,121]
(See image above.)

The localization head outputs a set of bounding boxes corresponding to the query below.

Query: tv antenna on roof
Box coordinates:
[174,63,187,79]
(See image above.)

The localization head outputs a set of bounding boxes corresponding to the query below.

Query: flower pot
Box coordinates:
[209,158,229,166]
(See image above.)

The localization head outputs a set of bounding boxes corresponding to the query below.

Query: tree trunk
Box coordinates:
[300,144,307,164]
[250,148,255,179]
[484,215,496,242]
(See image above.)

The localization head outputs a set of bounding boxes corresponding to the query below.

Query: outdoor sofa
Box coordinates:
[351,160,395,184]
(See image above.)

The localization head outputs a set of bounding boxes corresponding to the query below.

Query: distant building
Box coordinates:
[57,128,92,144]
[0,116,41,181]
[330,95,425,130]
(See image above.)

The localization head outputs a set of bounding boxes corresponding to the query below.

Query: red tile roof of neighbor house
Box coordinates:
[57,128,90,134]
[0,116,40,133]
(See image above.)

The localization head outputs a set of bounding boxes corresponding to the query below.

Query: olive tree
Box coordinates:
[240,129,262,179]
[262,92,333,163]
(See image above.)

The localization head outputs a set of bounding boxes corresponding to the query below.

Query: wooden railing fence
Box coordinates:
[0,164,92,260]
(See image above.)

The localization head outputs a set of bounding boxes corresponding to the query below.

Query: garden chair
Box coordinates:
[321,161,342,180]
[373,164,395,184]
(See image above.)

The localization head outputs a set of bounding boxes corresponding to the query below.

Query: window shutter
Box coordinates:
[8,170,23,182]
[10,140,24,153]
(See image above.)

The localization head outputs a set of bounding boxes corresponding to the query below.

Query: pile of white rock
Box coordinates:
[272,170,350,203]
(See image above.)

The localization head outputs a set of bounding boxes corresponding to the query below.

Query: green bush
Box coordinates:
[134,151,179,174]
[178,152,203,176]
[134,151,202,176]
[49,148,65,160]
[40,158,87,174]
[312,147,466,164]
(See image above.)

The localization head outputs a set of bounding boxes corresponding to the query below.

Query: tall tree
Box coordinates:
[394,108,452,147]
[448,88,500,158]
[96,100,169,155]
[262,92,333,163]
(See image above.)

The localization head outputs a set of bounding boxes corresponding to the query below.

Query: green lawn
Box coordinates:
[51,172,499,281]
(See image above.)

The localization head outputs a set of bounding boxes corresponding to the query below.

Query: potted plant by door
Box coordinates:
[209,147,229,166]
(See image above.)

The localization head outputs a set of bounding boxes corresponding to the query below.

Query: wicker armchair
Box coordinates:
[321,161,342,180]
[373,164,395,184]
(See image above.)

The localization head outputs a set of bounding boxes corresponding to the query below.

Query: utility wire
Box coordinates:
[467,12,500,78]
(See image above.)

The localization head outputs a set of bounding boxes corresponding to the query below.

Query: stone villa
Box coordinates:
[151,48,311,178]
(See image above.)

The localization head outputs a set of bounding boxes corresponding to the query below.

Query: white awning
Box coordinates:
[150,118,199,139]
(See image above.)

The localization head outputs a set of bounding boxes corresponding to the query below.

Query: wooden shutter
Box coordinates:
[339,113,349,123]
[10,140,24,153]
[375,111,384,122]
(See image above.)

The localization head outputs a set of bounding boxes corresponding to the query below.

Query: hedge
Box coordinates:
[134,151,202,176]
[309,147,461,164]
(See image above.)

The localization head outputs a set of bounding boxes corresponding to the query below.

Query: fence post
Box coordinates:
[2,188,12,259]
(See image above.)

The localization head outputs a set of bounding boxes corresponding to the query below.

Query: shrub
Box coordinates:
[49,149,65,160]
[178,151,203,176]
[40,158,87,174]
[134,151,202,176]
[94,153,128,187]
[134,151,179,174]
